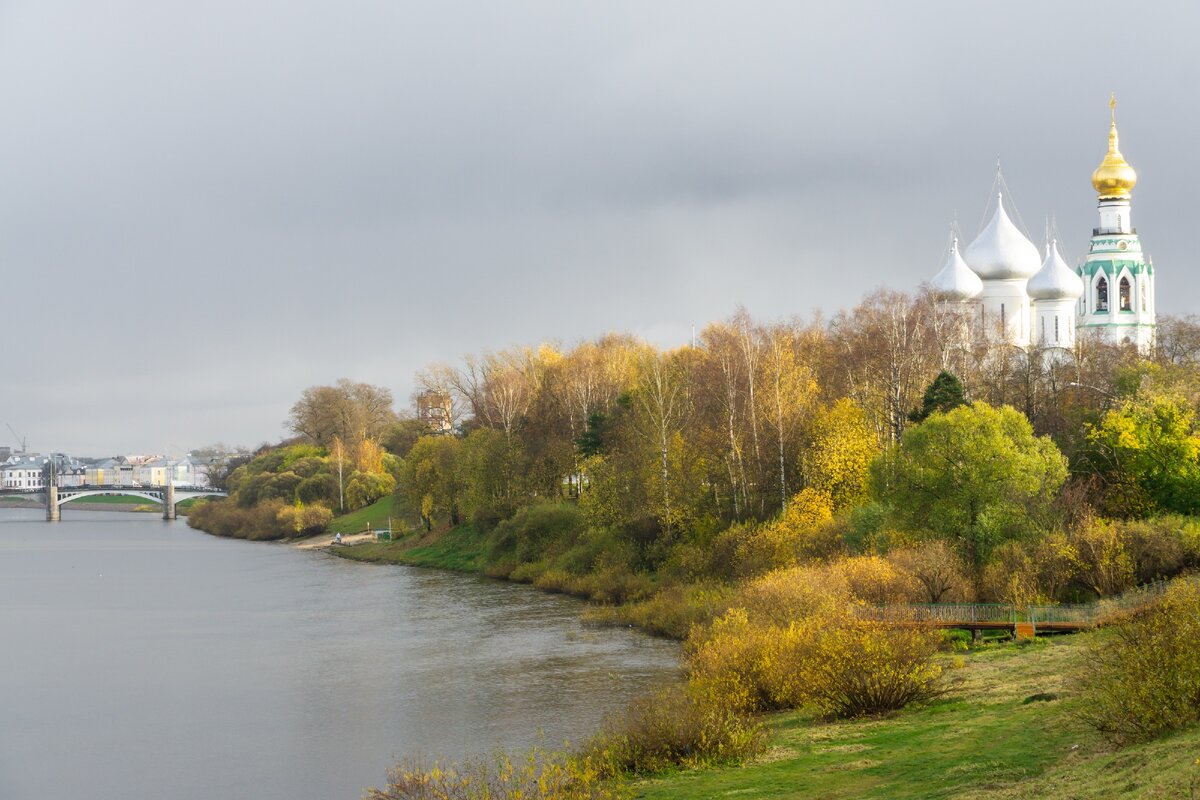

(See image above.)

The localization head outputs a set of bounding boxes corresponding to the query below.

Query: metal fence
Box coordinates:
[861,575,1196,632]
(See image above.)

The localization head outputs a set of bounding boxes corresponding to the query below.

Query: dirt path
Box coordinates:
[292,531,378,550]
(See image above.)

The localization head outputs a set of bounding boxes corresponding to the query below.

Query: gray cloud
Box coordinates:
[0,1,1195,453]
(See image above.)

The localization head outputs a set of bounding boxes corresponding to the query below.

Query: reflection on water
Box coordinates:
[0,509,679,800]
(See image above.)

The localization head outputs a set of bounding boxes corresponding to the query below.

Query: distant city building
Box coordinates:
[85,454,210,488]
[417,390,455,435]
[1,453,85,489]
[929,97,1154,351]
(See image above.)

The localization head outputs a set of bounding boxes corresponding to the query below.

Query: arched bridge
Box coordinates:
[1,485,226,521]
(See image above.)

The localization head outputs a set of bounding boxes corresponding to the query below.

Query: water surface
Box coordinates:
[0,509,679,800]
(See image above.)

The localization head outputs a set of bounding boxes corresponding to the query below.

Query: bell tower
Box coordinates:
[1077,95,1155,350]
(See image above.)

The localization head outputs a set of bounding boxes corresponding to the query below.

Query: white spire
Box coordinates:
[1027,238,1084,300]
[964,192,1042,280]
[930,234,983,301]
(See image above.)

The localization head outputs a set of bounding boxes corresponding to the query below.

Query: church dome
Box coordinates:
[930,235,983,300]
[1027,239,1084,300]
[1092,95,1137,199]
[963,194,1042,280]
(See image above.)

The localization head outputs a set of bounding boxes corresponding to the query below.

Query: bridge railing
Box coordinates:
[860,577,1200,632]
[861,603,1017,626]
[1027,604,1096,627]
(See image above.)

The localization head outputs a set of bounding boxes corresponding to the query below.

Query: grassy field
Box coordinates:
[331,523,489,572]
[70,494,156,505]
[632,635,1200,799]
[326,496,404,534]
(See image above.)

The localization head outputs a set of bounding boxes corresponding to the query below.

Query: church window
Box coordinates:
[1096,276,1109,311]
[1120,277,1132,311]
[1041,317,1045,342]
[1055,316,1060,342]
[1001,303,1006,329]
[1141,280,1147,311]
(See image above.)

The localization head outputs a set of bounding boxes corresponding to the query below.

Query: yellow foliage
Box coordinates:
[804,398,878,511]
[734,488,835,575]
[275,503,333,536]
[687,600,942,717]
[365,745,621,799]
[831,555,915,605]
[354,437,385,475]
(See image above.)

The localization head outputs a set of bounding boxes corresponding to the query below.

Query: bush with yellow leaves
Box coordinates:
[1075,578,1200,745]
[585,684,764,775]
[734,487,838,576]
[364,746,622,800]
[687,563,942,717]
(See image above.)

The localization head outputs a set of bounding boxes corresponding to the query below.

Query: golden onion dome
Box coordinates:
[1091,94,1137,198]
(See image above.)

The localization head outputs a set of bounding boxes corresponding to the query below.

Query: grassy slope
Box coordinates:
[633,635,1200,800]
[327,496,406,534]
[330,523,489,572]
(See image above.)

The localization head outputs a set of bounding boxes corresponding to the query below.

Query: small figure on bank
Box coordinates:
[334,533,343,545]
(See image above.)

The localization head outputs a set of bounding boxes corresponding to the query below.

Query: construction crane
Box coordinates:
[6,424,28,453]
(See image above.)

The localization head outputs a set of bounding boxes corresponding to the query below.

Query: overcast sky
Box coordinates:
[1,1,1196,455]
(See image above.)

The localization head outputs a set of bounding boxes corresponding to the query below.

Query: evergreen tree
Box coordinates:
[908,371,967,423]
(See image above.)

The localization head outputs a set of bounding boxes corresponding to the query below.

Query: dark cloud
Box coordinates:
[0,1,1194,453]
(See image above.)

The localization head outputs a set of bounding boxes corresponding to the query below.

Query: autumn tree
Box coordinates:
[400,436,466,530]
[803,398,877,511]
[288,379,397,447]
[759,324,818,513]
[630,349,694,536]
[1082,392,1200,516]
[872,402,1068,572]
[830,290,939,444]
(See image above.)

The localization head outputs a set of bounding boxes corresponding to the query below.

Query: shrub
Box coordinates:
[687,601,943,717]
[582,582,735,640]
[586,684,764,776]
[734,488,835,576]
[1075,578,1200,744]
[488,503,587,565]
[979,541,1044,606]
[345,471,397,511]
[187,498,293,540]
[1121,517,1188,583]
[275,503,333,536]
[365,746,620,800]
[1069,518,1136,597]
[832,555,915,605]
[803,613,944,718]
[735,566,847,627]
[887,540,974,604]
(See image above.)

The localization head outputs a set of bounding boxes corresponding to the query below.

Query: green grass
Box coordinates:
[327,496,405,534]
[68,494,154,505]
[631,634,1200,799]
[331,523,490,572]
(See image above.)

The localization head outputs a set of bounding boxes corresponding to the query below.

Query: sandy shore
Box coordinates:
[292,531,379,550]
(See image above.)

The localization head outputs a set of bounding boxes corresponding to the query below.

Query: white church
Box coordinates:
[930,97,1155,351]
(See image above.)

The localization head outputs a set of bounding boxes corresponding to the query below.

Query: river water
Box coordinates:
[0,509,679,800]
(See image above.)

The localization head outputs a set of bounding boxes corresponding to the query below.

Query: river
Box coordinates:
[0,509,680,800]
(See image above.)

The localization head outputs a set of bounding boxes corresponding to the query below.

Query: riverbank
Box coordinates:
[0,497,159,513]
[632,633,1200,799]
[322,523,489,571]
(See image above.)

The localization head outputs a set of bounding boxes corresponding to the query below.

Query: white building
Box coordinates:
[928,97,1154,351]
[1,453,86,489]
